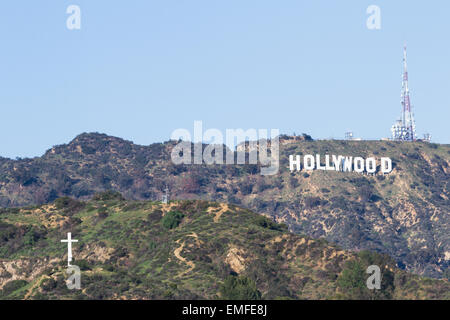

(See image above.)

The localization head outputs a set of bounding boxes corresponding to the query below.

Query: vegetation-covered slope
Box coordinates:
[0,133,448,278]
[0,196,448,300]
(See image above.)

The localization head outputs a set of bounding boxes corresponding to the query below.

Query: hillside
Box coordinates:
[0,133,448,278]
[0,196,448,300]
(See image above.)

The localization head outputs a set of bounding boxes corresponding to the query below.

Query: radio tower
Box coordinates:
[161,186,169,204]
[391,44,417,141]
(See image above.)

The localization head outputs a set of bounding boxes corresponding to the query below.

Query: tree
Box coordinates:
[337,260,368,299]
[161,211,184,229]
[337,252,395,300]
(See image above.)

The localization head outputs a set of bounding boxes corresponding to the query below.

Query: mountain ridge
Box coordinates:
[0,132,448,278]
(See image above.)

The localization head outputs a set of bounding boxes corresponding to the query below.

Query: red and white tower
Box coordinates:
[391,45,417,141]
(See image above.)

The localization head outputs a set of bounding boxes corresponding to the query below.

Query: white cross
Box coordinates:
[61,232,78,266]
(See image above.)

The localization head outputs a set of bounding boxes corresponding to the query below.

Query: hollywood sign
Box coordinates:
[289,155,393,174]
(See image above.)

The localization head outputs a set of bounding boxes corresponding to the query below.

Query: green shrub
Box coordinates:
[337,252,395,300]
[41,278,57,291]
[54,197,85,215]
[254,216,287,232]
[0,280,28,298]
[220,275,261,300]
[161,211,184,229]
[336,260,367,299]
[74,259,91,271]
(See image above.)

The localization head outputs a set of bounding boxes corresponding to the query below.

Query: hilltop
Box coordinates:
[0,196,448,300]
[0,133,448,278]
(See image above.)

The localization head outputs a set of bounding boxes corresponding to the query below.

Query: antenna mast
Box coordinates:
[391,44,417,141]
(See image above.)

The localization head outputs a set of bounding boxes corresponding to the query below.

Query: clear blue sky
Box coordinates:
[0,1,449,158]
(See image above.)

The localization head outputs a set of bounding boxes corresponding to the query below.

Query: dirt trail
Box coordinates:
[173,240,195,278]
[207,203,229,223]
[187,232,202,246]
[24,275,50,299]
